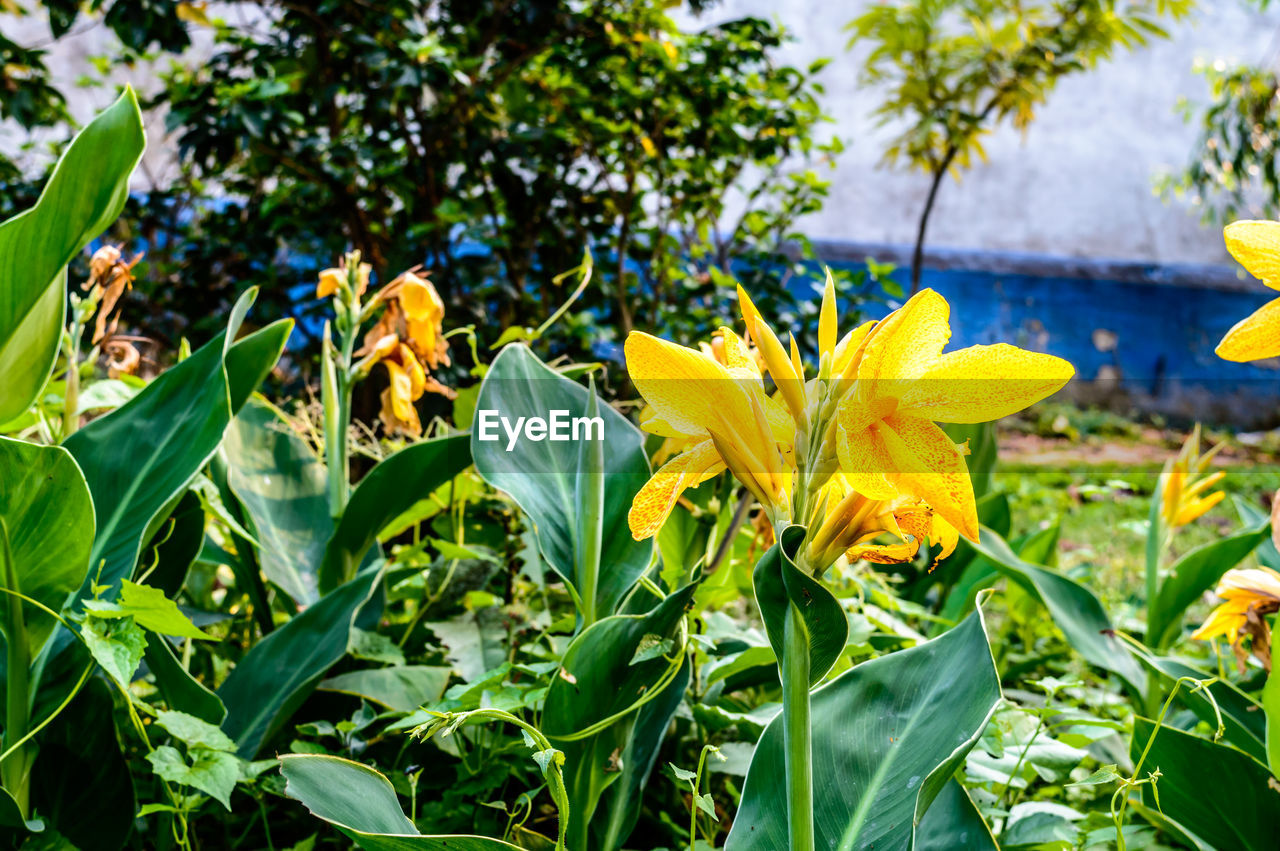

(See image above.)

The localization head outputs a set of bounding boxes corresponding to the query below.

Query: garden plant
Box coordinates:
[2,53,1280,851]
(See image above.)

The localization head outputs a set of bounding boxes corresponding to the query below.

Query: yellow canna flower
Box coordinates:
[317,267,346,299]
[1216,221,1280,362]
[836,289,1074,541]
[1191,566,1280,671]
[1159,424,1225,529]
[802,473,958,570]
[398,271,451,370]
[625,326,794,539]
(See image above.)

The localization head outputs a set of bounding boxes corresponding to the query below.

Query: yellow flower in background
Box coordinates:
[626,326,793,539]
[1159,424,1225,529]
[1191,566,1280,671]
[399,271,451,370]
[1216,220,1280,362]
[836,289,1074,541]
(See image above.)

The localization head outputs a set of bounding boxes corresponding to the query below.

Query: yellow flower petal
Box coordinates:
[856,289,951,384]
[1224,220,1280,291]
[835,424,898,501]
[317,268,344,298]
[383,358,418,421]
[628,440,725,539]
[819,268,838,357]
[897,343,1075,423]
[625,331,749,438]
[1215,297,1280,362]
[879,414,978,541]
[399,273,443,321]
[832,320,876,379]
[737,285,805,419]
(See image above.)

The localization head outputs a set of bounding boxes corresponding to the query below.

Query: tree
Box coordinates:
[847,0,1192,294]
[2,1,850,368]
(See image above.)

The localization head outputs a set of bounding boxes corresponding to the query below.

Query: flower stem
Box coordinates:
[781,601,815,851]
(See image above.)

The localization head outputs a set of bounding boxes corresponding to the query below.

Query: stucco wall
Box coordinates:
[675,0,1280,266]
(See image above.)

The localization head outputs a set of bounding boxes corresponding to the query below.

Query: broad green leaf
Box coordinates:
[222,399,330,604]
[726,610,1001,850]
[83,579,211,639]
[969,525,1145,693]
[144,637,226,725]
[1136,650,1266,763]
[0,88,145,422]
[753,526,847,687]
[31,678,131,849]
[146,745,239,811]
[0,438,94,653]
[1237,495,1280,570]
[318,666,451,713]
[472,345,651,625]
[915,779,998,850]
[320,432,472,594]
[0,787,41,832]
[80,615,146,688]
[1148,519,1269,649]
[1265,672,1280,779]
[65,291,286,600]
[280,754,523,850]
[142,489,205,597]
[156,709,237,752]
[219,566,383,757]
[938,519,1059,627]
[1130,717,1280,851]
[543,583,698,851]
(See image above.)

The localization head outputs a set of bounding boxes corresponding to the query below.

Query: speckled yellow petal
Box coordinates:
[835,424,898,500]
[856,289,951,383]
[628,440,725,540]
[897,343,1074,423]
[718,327,757,374]
[625,331,748,437]
[879,414,978,541]
[931,514,960,562]
[1224,220,1280,290]
[1216,297,1280,362]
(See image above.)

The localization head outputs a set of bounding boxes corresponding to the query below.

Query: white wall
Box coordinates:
[676,0,1280,266]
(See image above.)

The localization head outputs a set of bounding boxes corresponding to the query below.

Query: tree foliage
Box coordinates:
[847,0,1192,292]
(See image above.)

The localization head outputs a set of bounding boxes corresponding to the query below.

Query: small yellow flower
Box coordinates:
[625,326,793,539]
[836,289,1074,541]
[1191,566,1280,671]
[398,272,450,370]
[316,267,346,299]
[1216,221,1280,362]
[1159,424,1225,529]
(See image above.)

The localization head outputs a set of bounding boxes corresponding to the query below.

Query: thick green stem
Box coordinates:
[61,329,80,441]
[0,520,31,818]
[781,602,815,851]
[322,324,353,522]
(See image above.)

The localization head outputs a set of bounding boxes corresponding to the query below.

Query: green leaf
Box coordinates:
[969,525,1145,693]
[0,438,94,654]
[218,565,383,757]
[543,583,698,850]
[146,745,239,811]
[1136,650,1266,763]
[726,609,1001,850]
[143,637,226,725]
[31,678,132,850]
[84,579,212,639]
[1130,717,1280,851]
[472,345,651,625]
[280,754,524,850]
[753,526,847,687]
[1264,672,1280,779]
[915,780,997,850]
[0,88,145,422]
[318,666,452,713]
[80,615,146,688]
[1148,519,1269,649]
[221,399,331,604]
[156,709,237,752]
[320,432,472,595]
[65,290,284,600]
[142,488,205,597]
